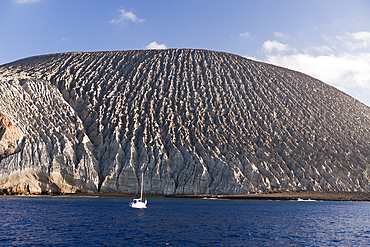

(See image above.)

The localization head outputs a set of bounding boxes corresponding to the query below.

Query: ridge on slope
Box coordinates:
[1,49,370,195]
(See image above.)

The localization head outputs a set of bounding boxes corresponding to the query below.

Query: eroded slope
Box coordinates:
[1,49,370,195]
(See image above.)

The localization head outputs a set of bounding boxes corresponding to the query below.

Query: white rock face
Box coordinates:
[1,49,370,195]
[0,78,99,194]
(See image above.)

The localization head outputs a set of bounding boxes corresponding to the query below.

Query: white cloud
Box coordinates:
[240,32,250,39]
[262,40,289,53]
[266,53,370,89]
[110,9,145,25]
[352,31,370,42]
[303,45,333,56]
[260,31,370,105]
[274,32,286,40]
[146,41,167,50]
[321,31,370,53]
[348,32,370,50]
[13,0,40,3]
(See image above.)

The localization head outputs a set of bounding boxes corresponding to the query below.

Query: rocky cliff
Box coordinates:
[1,49,370,195]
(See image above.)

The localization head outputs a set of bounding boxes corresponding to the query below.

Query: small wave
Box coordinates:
[297,198,317,202]
[202,197,229,200]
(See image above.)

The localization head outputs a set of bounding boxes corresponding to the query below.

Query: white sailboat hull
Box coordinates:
[130,199,147,209]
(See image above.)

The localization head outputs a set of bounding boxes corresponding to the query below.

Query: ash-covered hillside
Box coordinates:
[1,49,370,195]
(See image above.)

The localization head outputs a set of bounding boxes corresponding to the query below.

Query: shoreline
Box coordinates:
[171,191,370,201]
[2,191,370,201]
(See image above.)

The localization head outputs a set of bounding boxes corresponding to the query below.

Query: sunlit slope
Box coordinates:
[1,49,370,195]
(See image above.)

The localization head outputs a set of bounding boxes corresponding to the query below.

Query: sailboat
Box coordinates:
[129,173,147,209]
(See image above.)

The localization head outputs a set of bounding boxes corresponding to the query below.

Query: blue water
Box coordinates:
[1,196,370,246]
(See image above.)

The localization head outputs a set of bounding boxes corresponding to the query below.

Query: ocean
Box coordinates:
[1,196,369,246]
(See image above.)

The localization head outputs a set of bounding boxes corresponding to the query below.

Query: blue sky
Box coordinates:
[1,0,370,106]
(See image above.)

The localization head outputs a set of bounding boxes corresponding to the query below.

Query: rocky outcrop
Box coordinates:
[0,77,99,194]
[1,49,370,195]
[0,112,23,160]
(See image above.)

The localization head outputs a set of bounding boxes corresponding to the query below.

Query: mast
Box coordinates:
[140,173,144,200]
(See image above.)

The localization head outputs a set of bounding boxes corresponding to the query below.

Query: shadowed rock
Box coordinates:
[1,49,370,195]
[0,112,23,159]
